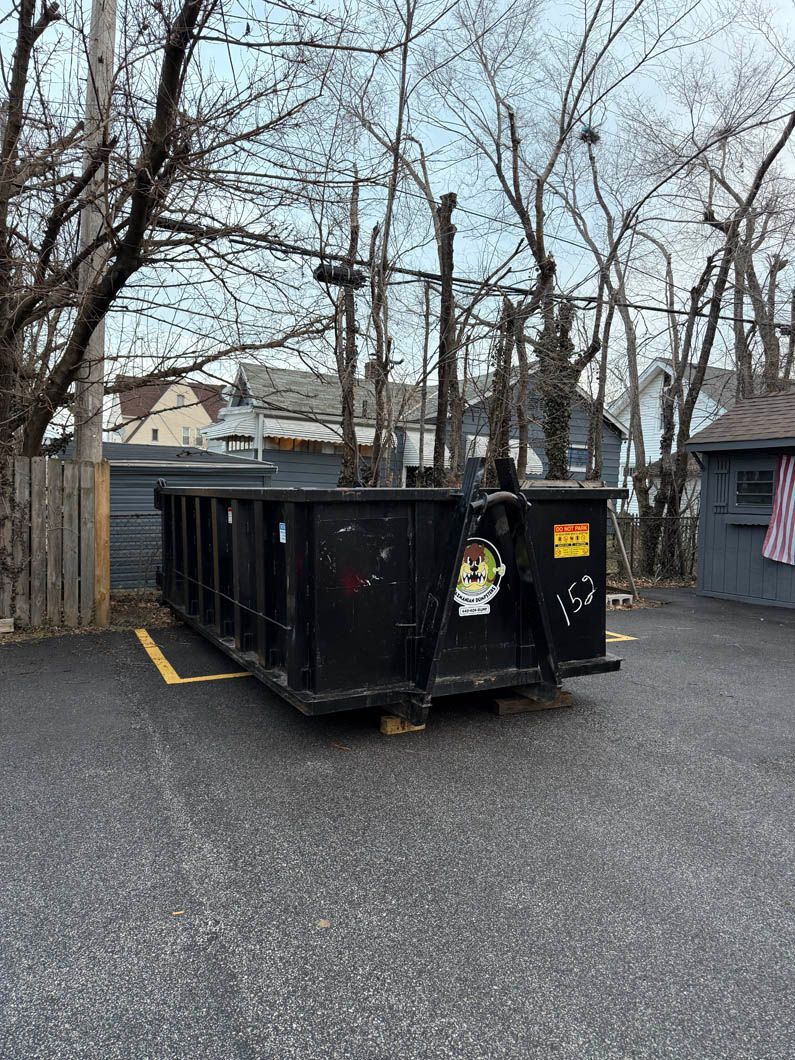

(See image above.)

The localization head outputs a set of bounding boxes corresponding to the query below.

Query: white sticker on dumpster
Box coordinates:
[554,522,590,559]
[279,521,287,543]
[454,537,506,616]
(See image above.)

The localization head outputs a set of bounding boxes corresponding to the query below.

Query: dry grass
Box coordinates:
[0,591,180,643]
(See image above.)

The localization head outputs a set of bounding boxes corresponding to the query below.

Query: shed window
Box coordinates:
[568,446,588,471]
[736,469,774,507]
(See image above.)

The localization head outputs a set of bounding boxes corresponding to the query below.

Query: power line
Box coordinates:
[251,232,792,329]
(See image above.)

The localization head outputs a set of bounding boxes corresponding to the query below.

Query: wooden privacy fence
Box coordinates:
[0,458,110,629]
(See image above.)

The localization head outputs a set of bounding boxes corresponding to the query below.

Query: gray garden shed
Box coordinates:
[92,444,276,589]
[687,392,795,608]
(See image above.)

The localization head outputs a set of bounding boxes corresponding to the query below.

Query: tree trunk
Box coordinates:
[485,300,513,486]
[587,300,613,481]
[783,290,795,385]
[368,225,389,486]
[433,192,456,486]
[734,242,753,400]
[417,281,430,480]
[336,182,360,487]
[537,297,576,479]
[513,301,530,480]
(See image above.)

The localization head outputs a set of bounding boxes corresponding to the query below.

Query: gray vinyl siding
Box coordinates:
[462,392,623,486]
[231,447,343,487]
[697,449,795,608]
[110,464,274,589]
[231,442,404,487]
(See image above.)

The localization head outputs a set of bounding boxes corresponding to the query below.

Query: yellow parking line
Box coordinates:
[605,630,637,643]
[134,628,251,685]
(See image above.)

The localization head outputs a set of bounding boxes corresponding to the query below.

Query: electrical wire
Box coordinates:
[247,232,792,329]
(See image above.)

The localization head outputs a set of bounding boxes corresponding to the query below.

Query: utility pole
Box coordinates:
[74,0,116,461]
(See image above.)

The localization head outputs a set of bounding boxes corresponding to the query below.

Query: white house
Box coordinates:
[609,357,736,513]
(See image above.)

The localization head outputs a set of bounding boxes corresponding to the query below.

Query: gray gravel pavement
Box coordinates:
[0,589,793,1059]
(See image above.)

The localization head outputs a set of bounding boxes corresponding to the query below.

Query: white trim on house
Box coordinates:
[203,409,258,440]
[260,416,342,445]
[463,435,544,474]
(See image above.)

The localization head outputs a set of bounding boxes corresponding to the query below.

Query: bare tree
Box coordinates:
[0,0,408,456]
[336,180,362,486]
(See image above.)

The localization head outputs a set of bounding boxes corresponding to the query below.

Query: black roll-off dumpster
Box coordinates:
[156,458,627,724]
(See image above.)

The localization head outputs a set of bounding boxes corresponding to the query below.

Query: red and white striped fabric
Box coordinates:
[762,455,795,565]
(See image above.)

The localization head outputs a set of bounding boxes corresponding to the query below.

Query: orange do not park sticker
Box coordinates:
[554,522,590,559]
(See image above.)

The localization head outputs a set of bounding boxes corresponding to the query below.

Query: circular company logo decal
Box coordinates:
[454,537,506,616]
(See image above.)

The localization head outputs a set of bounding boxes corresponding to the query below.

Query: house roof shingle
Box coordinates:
[240,364,419,423]
[116,377,225,422]
[687,391,795,448]
[698,364,737,409]
[239,362,626,435]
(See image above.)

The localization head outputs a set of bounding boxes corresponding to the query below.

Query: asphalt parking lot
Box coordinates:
[1,589,793,1059]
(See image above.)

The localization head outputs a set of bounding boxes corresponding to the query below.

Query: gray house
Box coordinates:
[450,368,626,484]
[205,363,626,486]
[687,392,795,608]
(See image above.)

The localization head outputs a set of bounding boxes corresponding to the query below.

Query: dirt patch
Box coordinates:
[0,591,180,644]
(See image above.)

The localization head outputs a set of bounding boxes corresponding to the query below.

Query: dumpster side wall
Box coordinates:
[158,476,621,712]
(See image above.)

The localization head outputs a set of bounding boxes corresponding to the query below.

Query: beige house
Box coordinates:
[108,377,225,448]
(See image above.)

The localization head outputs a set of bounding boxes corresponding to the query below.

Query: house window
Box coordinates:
[176,394,185,407]
[736,469,774,507]
[151,428,159,442]
[568,446,589,472]
[195,429,203,446]
[182,427,191,445]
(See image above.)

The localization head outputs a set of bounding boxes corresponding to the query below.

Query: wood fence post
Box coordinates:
[29,457,47,626]
[46,460,64,625]
[79,462,95,625]
[94,460,110,626]
[0,459,12,623]
[63,461,80,627]
[13,457,30,626]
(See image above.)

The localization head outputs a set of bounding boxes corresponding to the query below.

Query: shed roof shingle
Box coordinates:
[687,391,795,447]
[66,442,275,466]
